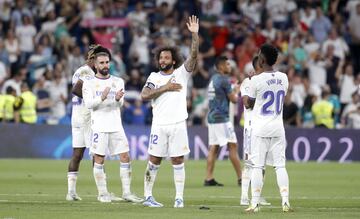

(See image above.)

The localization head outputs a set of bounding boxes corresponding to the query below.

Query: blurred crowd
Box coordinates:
[0,0,360,129]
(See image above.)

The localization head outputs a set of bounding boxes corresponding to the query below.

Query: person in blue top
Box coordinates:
[204,56,242,186]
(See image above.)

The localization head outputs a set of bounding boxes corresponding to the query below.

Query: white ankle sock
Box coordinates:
[67,171,78,194]
[241,166,251,200]
[276,167,289,205]
[120,162,131,195]
[173,163,185,200]
[93,163,108,195]
[144,161,160,199]
[250,167,263,206]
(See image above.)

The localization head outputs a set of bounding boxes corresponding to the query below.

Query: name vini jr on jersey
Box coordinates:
[266,78,283,86]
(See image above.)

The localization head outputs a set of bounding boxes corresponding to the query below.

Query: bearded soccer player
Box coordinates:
[82,47,143,203]
[141,15,199,208]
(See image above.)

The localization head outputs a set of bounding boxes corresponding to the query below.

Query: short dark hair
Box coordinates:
[153,46,183,69]
[252,56,259,69]
[260,44,278,66]
[215,56,228,69]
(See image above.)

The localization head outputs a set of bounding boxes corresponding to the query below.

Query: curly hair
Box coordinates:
[86,44,101,60]
[259,44,278,66]
[153,45,184,69]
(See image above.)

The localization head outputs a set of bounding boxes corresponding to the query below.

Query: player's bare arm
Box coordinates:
[72,80,83,98]
[141,77,182,101]
[243,96,255,109]
[228,84,240,103]
[184,15,199,72]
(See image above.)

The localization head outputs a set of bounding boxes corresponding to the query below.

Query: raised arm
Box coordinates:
[184,15,199,72]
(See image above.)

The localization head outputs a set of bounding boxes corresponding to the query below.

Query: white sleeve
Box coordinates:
[82,81,102,109]
[248,76,257,99]
[284,74,289,95]
[116,78,125,107]
[240,79,251,97]
[143,73,156,89]
[180,64,192,80]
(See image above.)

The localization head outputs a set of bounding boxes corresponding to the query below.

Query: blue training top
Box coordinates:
[207,73,232,124]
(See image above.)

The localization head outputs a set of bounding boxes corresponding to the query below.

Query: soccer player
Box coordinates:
[82,47,143,203]
[240,56,270,206]
[140,15,199,208]
[204,56,242,187]
[66,44,98,201]
[243,44,291,213]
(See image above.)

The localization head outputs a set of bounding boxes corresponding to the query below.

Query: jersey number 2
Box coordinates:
[262,90,285,115]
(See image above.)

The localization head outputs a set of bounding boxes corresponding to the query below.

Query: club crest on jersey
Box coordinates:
[95,84,99,88]
[112,82,116,88]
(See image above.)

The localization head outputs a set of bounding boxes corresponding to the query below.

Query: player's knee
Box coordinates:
[171,156,184,165]
[227,142,238,150]
[73,152,83,162]
[119,152,130,163]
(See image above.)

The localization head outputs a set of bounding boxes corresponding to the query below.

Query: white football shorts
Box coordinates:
[148,121,190,157]
[208,121,237,146]
[248,135,286,168]
[72,125,92,148]
[90,129,129,156]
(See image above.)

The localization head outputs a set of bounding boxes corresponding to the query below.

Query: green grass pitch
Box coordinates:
[0,159,359,219]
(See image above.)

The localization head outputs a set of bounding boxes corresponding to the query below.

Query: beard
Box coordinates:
[99,68,109,76]
[159,63,173,71]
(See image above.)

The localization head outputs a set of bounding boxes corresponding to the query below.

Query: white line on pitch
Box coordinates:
[0,200,359,210]
[1,193,360,200]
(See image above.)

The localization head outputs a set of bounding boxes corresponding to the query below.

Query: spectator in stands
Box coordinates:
[14,82,37,124]
[322,28,349,61]
[48,64,67,124]
[341,91,359,128]
[1,67,26,96]
[16,15,36,66]
[3,86,16,123]
[311,6,331,43]
[283,89,300,127]
[336,62,357,112]
[32,74,52,124]
[4,30,20,74]
[347,3,360,74]
[347,105,360,129]
[301,94,316,128]
[312,87,334,129]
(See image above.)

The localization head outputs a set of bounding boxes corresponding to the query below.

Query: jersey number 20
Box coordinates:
[262,90,285,115]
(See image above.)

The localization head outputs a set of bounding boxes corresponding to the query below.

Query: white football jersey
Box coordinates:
[71,65,95,127]
[144,64,191,125]
[82,75,125,132]
[248,71,289,137]
[240,77,252,130]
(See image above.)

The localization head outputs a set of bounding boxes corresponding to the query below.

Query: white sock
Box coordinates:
[250,167,263,206]
[67,171,78,194]
[93,163,108,195]
[144,161,160,199]
[241,166,251,200]
[120,162,131,195]
[173,163,185,200]
[276,167,289,205]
